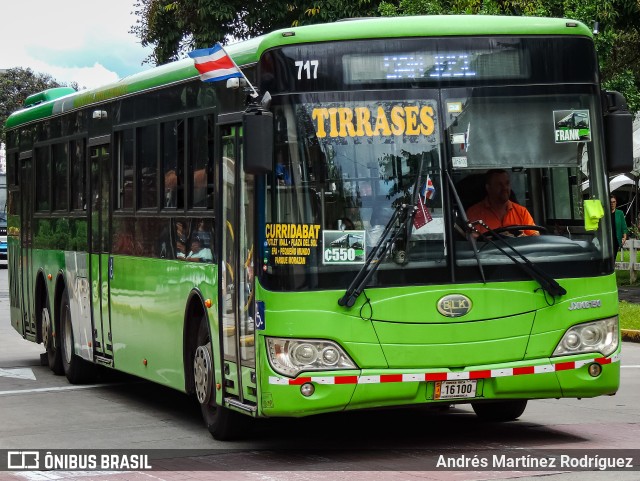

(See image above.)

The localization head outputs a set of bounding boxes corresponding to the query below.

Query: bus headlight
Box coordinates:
[266,337,357,378]
[553,317,618,358]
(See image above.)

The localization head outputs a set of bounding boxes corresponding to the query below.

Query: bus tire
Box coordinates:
[60,289,94,384]
[195,318,246,440]
[42,299,63,375]
[471,400,527,422]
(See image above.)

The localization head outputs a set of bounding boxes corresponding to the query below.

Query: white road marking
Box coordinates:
[0,368,36,380]
[0,384,113,396]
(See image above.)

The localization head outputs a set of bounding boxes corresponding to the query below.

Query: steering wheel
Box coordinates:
[482,225,548,238]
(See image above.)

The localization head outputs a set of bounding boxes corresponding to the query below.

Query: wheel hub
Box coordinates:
[194,345,213,405]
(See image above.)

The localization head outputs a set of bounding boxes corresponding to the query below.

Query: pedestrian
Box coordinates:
[610,195,628,255]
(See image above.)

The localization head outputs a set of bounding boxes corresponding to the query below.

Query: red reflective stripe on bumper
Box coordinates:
[514,366,535,376]
[554,361,576,371]
[470,370,492,379]
[270,354,620,386]
[289,377,311,385]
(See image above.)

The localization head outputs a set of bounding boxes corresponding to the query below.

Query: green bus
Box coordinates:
[5,15,633,440]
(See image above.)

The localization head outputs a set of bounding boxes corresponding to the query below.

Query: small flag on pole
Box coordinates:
[188,43,242,83]
[188,43,259,97]
[413,175,434,230]
[425,175,436,200]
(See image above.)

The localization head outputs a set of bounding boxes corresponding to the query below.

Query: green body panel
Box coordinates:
[5,16,590,130]
[108,256,218,390]
[372,313,534,368]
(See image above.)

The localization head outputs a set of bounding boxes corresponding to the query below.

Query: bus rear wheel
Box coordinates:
[471,400,527,422]
[42,301,63,375]
[60,289,94,384]
[195,318,246,440]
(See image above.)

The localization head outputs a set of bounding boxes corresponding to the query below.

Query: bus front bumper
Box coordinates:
[260,352,620,417]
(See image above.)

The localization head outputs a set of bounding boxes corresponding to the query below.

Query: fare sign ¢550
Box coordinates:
[322,230,366,265]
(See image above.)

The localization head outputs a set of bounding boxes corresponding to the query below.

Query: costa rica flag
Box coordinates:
[424,175,436,200]
[413,175,435,230]
[188,43,243,83]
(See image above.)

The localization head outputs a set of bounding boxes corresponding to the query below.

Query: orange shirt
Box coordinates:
[466,198,539,236]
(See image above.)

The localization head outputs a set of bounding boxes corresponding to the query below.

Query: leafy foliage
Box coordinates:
[131,0,382,64]
[0,68,62,145]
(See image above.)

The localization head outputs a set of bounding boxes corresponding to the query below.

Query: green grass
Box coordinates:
[616,250,640,263]
[619,301,640,331]
[615,270,640,287]
[616,270,640,331]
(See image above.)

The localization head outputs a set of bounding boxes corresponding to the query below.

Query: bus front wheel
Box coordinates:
[195,318,246,440]
[471,400,527,422]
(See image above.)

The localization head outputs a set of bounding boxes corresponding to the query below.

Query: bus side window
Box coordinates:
[162,120,184,209]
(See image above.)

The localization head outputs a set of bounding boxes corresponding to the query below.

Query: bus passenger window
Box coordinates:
[162,120,184,209]
[189,116,214,208]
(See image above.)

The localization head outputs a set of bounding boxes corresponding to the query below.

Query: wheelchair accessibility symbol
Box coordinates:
[255,301,265,330]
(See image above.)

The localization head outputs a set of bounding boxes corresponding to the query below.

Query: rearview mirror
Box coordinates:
[602,90,633,174]
[243,108,273,174]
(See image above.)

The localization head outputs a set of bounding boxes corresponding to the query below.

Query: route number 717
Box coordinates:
[295,60,319,80]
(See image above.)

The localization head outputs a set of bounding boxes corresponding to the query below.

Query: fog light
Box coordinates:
[588,363,602,377]
[300,383,315,397]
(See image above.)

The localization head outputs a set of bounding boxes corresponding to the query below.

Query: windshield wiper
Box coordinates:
[338,203,415,308]
[445,171,486,283]
[475,222,566,298]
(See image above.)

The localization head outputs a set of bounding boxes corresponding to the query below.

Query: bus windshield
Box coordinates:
[261,88,609,291]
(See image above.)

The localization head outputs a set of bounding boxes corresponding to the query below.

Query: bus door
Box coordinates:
[19,153,36,339]
[88,139,113,361]
[219,119,256,405]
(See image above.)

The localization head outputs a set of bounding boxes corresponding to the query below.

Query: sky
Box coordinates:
[0,0,155,89]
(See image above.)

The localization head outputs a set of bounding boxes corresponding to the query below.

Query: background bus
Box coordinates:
[4,15,633,440]
[0,173,6,267]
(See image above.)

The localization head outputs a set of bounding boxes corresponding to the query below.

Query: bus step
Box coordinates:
[94,356,113,367]
[224,398,257,413]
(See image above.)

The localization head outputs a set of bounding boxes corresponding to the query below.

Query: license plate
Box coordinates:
[434,380,477,400]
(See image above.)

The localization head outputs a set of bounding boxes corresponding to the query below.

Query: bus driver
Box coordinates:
[466,169,539,236]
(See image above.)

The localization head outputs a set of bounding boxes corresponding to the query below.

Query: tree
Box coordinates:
[378,0,640,114]
[131,0,382,65]
[0,68,62,145]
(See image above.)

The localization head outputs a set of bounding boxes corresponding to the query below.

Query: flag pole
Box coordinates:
[218,43,259,98]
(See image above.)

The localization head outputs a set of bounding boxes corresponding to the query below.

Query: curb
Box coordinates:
[622,329,640,343]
